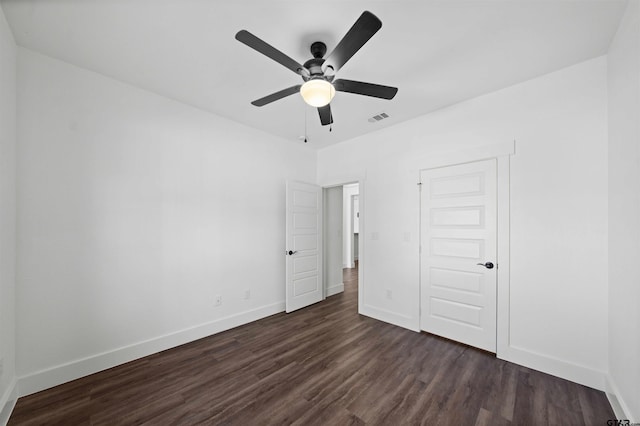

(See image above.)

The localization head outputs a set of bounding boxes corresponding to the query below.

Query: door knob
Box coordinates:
[287,250,298,256]
[477,262,494,269]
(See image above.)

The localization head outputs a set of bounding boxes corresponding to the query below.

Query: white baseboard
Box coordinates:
[18,302,285,397]
[326,282,344,297]
[0,378,17,426]
[606,374,637,422]
[360,304,420,332]
[498,345,606,391]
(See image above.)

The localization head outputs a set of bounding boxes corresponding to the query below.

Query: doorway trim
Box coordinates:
[412,141,513,359]
[350,194,359,267]
[318,173,366,315]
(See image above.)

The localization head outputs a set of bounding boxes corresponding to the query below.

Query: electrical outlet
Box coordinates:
[386,289,392,300]
[214,295,222,306]
[243,290,250,300]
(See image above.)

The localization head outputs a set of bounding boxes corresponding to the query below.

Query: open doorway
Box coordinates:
[342,183,359,301]
[323,182,360,305]
[343,184,359,270]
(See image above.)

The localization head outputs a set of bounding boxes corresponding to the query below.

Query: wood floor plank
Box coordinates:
[8,265,615,425]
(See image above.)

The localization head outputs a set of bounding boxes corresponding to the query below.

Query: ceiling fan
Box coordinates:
[235,11,398,126]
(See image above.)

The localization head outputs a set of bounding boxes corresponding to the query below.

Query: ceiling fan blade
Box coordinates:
[333,79,398,100]
[318,104,333,126]
[323,11,382,73]
[251,85,302,106]
[236,30,305,75]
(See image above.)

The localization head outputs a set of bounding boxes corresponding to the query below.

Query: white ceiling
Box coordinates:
[0,0,627,149]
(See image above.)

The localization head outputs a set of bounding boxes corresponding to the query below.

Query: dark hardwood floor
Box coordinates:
[9,264,614,425]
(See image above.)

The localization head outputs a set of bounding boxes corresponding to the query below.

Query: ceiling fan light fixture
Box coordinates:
[300,79,335,107]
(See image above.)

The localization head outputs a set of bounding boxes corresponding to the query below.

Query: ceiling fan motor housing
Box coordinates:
[303,42,332,81]
[303,58,327,79]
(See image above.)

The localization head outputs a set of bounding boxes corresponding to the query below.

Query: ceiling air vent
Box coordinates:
[368,112,390,123]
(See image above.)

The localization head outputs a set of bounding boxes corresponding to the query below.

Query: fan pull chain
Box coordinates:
[304,105,308,143]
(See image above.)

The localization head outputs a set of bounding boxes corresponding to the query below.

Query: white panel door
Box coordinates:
[420,159,497,352]
[286,181,323,313]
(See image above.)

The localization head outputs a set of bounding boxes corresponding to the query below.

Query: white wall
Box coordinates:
[0,4,17,424]
[323,186,343,297]
[318,57,609,390]
[607,0,640,421]
[16,48,316,395]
